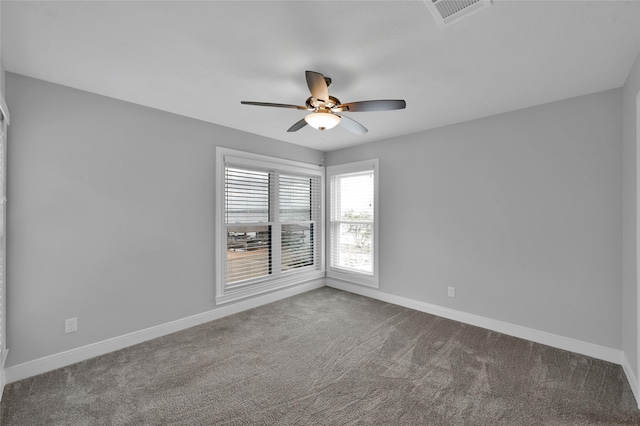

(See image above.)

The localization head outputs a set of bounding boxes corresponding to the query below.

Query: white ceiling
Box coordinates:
[2,1,639,151]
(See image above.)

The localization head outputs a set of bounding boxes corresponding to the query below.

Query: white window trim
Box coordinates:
[327,159,379,288]
[216,147,325,304]
[0,97,8,399]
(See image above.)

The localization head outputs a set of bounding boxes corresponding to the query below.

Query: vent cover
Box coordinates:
[424,0,492,27]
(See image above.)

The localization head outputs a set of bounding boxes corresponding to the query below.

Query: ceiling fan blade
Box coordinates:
[305,71,329,103]
[334,99,406,112]
[287,118,308,132]
[241,101,309,110]
[338,114,368,135]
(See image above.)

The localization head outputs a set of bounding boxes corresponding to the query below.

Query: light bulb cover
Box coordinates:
[304,111,341,130]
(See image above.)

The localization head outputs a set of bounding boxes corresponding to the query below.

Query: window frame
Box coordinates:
[216,148,325,304]
[327,159,379,288]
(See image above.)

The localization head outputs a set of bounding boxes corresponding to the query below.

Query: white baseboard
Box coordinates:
[4,279,324,384]
[326,278,623,365]
[0,366,5,403]
[0,348,7,402]
[621,352,640,409]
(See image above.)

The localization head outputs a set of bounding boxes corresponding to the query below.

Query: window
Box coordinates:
[216,148,324,304]
[327,159,379,287]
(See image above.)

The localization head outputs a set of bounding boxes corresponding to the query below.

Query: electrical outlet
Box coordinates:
[65,317,78,334]
[448,287,456,298]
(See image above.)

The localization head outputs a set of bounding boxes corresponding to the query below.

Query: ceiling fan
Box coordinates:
[241,71,406,135]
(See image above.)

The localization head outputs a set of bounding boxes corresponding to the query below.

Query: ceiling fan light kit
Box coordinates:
[241,70,406,135]
[304,111,341,131]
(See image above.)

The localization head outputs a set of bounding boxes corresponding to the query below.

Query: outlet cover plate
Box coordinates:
[65,317,78,334]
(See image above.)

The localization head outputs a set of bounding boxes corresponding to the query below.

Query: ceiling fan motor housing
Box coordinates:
[306,95,341,112]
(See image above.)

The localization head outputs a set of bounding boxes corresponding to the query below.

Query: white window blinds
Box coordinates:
[280,174,321,272]
[225,167,271,285]
[217,149,324,304]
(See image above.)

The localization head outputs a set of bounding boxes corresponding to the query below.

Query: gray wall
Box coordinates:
[5,73,322,366]
[0,3,4,97]
[3,71,628,367]
[623,52,640,383]
[326,89,623,349]
[1,62,5,97]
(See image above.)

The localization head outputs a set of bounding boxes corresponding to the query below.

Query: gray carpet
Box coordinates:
[1,287,639,425]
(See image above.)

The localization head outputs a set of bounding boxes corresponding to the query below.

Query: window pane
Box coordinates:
[280,174,312,222]
[333,222,373,273]
[337,173,374,221]
[282,223,313,272]
[226,225,271,284]
[225,167,269,223]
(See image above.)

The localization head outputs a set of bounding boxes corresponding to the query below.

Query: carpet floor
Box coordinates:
[1,287,639,425]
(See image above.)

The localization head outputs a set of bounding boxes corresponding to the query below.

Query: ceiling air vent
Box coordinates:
[424,0,492,27]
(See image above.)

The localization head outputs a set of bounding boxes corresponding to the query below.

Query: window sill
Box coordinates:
[216,270,326,305]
